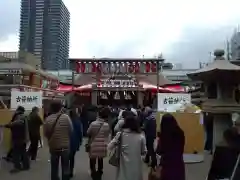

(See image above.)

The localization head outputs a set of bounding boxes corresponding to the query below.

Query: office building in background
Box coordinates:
[19,0,70,70]
[231,31,240,60]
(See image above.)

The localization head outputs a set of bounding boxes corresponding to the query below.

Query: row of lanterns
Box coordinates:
[75,61,158,73]
[100,91,132,100]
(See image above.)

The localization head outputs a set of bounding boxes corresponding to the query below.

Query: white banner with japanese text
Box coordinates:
[10,91,43,110]
[157,93,191,111]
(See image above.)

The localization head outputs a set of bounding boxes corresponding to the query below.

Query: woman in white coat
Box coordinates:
[108,114,146,180]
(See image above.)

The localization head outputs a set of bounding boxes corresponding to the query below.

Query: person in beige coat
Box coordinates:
[87,107,110,180]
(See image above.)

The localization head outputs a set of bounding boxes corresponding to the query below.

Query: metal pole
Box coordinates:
[156,59,160,109]
[230,154,240,180]
[72,70,74,91]
[96,59,100,106]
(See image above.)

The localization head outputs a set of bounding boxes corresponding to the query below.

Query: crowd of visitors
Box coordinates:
[0,102,186,180]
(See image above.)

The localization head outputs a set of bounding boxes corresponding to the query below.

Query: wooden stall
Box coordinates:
[0,109,44,153]
[156,112,204,163]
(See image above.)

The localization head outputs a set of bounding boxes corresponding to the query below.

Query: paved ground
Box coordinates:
[0,144,211,180]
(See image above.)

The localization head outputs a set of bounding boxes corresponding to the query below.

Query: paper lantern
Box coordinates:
[114,91,120,100]
[97,63,102,73]
[135,63,140,73]
[92,63,97,72]
[128,63,134,73]
[80,63,86,73]
[151,63,157,72]
[76,61,81,73]
[145,62,150,72]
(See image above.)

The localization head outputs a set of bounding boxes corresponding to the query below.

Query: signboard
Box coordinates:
[100,79,138,87]
[0,69,21,75]
[157,93,191,111]
[10,91,43,110]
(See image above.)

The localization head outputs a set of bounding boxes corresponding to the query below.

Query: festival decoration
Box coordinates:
[151,62,157,72]
[92,63,97,72]
[76,61,81,73]
[114,91,120,100]
[128,62,134,73]
[135,62,140,73]
[145,62,150,72]
[80,63,86,73]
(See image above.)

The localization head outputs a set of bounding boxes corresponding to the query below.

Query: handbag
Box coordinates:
[148,167,162,180]
[46,114,62,140]
[108,132,122,167]
[85,123,103,152]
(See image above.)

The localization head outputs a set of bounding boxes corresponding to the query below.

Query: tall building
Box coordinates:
[19,0,70,70]
[231,31,240,60]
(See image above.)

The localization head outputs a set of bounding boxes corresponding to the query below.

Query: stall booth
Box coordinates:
[0,62,64,153]
[0,62,64,108]
[157,93,205,163]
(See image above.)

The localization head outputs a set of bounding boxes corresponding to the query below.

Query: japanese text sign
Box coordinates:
[10,91,43,110]
[157,93,191,111]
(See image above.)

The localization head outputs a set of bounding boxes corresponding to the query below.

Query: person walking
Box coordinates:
[87,107,110,180]
[44,101,73,180]
[27,106,43,161]
[4,106,30,173]
[69,108,83,178]
[108,115,146,180]
[143,106,157,167]
[155,113,185,180]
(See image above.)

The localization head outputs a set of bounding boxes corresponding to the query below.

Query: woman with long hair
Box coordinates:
[156,113,185,180]
[108,114,146,180]
[69,108,83,178]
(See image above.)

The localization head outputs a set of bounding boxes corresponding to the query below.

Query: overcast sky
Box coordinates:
[0,0,240,68]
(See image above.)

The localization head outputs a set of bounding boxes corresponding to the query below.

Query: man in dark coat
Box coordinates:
[5,106,30,173]
[27,106,43,160]
[143,106,157,167]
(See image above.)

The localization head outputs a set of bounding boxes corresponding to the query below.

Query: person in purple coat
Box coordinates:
[156,113,185,180]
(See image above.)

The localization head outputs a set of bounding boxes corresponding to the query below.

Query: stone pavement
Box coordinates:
[0,145,211,180]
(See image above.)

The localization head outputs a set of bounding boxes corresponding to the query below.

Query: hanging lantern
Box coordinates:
[128,63,134,73]
[126,93,132,100]
[85,63,89,73]
[97,63,102,73]
[135,62,140,73]
[114,91,120,100]
[76,61,81,73]
[92,63,97,72]
[100,92,107,99]
[81,63,86,73]
[124,91,127,99]
[145,62,150,72]
[151,62,157,72]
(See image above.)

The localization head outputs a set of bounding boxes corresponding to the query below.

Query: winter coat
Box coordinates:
[87,118,110,158]
[70,117,83,152]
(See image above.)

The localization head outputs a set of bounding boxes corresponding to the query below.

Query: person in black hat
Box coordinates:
[4,106,30,173]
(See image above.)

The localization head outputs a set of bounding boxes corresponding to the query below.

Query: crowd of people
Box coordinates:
[1,102,186,180]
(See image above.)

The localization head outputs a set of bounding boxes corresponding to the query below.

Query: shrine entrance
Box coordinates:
[98,91,138,106]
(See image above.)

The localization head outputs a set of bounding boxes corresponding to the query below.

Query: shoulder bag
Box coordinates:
[85,123,104,152]
[46,114,62,140]
[109,131,122,167]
